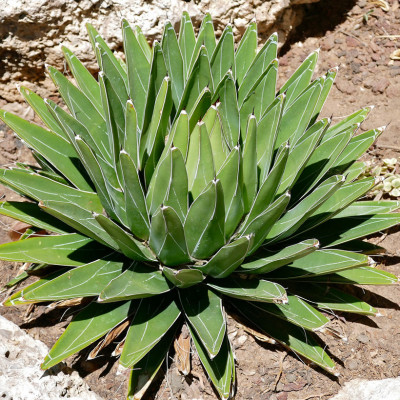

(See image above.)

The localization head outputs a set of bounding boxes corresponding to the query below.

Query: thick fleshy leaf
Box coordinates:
[189,327,234,400]
[194,235,253,278]
[279,50,319,108]
[186,122,215,200]
[301,266,398,285]
[18,86,66,138]
[120,152,150,240]
[162,21,184,108]
[267,175,344,243]
[207,108,230,172]
[149,206,190,266]
[42,301,132,369]
[216,72,240,148]
[0,201,70,234]
[62,47,102,113]
[289,283,377,316]
[23,255,125,301]
[163,110,189,161]
[241,191,291,253]
[208,277,287,303]
[179,285,226,357]
[210,24,234,87]
[267,249,369,279]
[99,263,171,302]
[248,295,329,332]
[179,12,196,78]
[235,21,257,86]
[312,214,400,247]
[184,179,225,259]
[0,110,91,191]
[122,19,150,128]
[191,13,216,67]
[188,87,212,132]
[242,115,258,212]
[0,233,107,266]
[163,267,204,288]
[234,300,336,373]
[123,101,139,167]
[239,239,319,274]
[94,214,152,261]
[120,295,181,367]
[127,323,177,400]
[333,200,400,218]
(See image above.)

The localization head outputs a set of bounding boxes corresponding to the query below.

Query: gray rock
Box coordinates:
[0,315,103,400]
[0,0,320,105]
[330,378,400,400]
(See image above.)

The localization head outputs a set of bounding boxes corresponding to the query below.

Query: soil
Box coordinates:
[1,1,400,399]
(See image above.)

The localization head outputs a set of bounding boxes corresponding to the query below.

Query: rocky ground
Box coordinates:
[1,0,400,399]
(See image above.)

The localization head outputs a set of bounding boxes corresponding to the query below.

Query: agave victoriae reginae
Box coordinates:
[0,12,399,399]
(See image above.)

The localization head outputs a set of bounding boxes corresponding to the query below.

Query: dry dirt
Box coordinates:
[1,1,400,400]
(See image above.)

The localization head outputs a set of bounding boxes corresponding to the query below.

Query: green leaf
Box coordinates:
[241,192,291,254]
[216,145,244,238]
[162,21,184,108]
[149,206,191,266]
[127,323,177,400]
[234,300,336,373]
[0,110,91,191]
[189,326,234,399]
[184,179,225,259]
[0,233,107,266]
[267,249,369,279]
[163,110,189,161]
[163,267,204,288]
[329,128,383,176]
[239,32,277,106]
[123,101,139,167]
[216,72,239,148]
[120,152,150,240]
[279,50,319,108]
[277,118,329,195]
[210,24,234,87]
[122,19,150,129]
[134,25,152,61]
[46,65,110,162]
[239,239,319,274]
[120,295,181,367]
[289,283,377,316]
[99,263,171,302]
[62,46,102,113]
[194,235,253,278]
[188,87,212,132]
[23,255,124,301]
[257,95,285,181]
[0,201,70,234]
[275,77,324,149]
[186,122,215,200]
[42,301,132,369]
[179,12,196,78]
[180,285,225,357]
[209,277,287,303]
[235,21,257,86]
[313,213,400,247]
[18,86,66,139]
[323,106,373,142]
[334,200,400,218]
[344,161,366,183]
[94,214,152,261]
[249,295,329,331]
[242,115,258,212]
[302,266,399,285]
[267,175,344,243]
[40,200,118,249]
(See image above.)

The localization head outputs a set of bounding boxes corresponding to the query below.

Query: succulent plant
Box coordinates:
[0,13,399,399]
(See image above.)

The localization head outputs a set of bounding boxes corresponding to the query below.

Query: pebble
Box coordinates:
[346,36,360,48]
[357,333,369,344]
[371,78,390,94]
[348,359,359,370]
[286,373,296,383]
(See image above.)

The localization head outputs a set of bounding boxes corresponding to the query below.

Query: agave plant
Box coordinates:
[0,13,399,399]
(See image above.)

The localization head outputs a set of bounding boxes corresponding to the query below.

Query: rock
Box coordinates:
[371,78,390,94]
[346,36,360,48]
[0,315,103,400]
[357,333,369,344]
[0,0,321,103]
[335,80,355,95]
[329,378,400,400]
[347,359,359,370]
[387,83,400,98]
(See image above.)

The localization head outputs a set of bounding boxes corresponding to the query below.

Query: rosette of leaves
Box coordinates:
[0,13,399,400]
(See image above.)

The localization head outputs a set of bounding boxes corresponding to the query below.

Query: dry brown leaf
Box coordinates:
[88,319,130,359]
[174,324,191,375]
[49,297,87,309]
[369,0,390,11]
[113,339,125,357]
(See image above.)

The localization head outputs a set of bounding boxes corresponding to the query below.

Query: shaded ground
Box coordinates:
[1,0,400,399]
